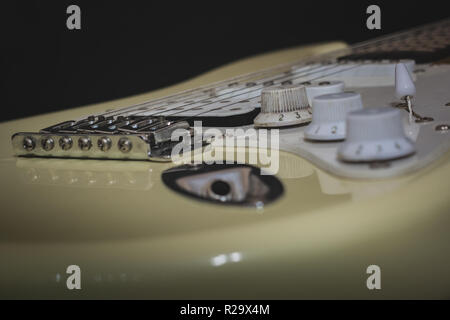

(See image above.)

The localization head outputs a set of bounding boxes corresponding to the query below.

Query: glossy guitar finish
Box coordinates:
[1,36,450,299]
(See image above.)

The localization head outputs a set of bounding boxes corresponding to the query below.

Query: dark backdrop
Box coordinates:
[1,0,448,122]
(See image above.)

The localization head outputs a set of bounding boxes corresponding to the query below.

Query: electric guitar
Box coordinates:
[1,19,450,299]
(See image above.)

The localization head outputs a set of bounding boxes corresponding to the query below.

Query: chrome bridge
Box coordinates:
[11,115,191,162]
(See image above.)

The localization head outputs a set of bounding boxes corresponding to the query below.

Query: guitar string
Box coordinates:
[103,34,417,120]
[98,64,314,116]
[95,59,381,132]
[97,59,334,118]
[138,62,363,120]
[153,19,450,121]
[98,49,355,118]
[130,59,368,118]
[127,63,341,117]
[80,63,347,134]
[167,63,365,122]
[95,19,446,119]
[105,63,330,118]
[170,17,450,123]
[93,19,447,124]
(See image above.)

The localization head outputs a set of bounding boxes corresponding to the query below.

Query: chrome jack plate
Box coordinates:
[161,163,284,207]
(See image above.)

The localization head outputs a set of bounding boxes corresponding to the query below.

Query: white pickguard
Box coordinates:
[212,63,450,179]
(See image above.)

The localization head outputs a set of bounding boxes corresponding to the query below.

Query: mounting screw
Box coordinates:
[41,137,55,151]
[435,124,449,132]
[97,137,112,152]
[118,138,132,153]
[23,136,35,152]
[59,137,73,150]
[78,137,92,151]
[415,117,434,123]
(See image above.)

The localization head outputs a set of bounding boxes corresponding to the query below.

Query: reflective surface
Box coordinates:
[1,147,449,299]
[162,163,284,207]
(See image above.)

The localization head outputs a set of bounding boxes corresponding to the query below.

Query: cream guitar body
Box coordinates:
[1,21,450,299]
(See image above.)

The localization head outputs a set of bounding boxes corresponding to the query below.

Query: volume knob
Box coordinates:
[305,92,363,141]
[337,107,416,162]
[304,80,345,106]
[254,85,310,128]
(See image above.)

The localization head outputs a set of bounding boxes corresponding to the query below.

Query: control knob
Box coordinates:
[304,92,363,141]
[304,80,345,106]
[254,85,311,128]
[337,107,416,162]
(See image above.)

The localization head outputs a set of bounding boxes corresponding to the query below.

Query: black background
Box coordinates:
[1,1,448,122]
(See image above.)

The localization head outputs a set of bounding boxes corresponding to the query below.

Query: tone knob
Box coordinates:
[303,81,345,106]
[253,85,310,128]
[337,107,416,162]
[304,92,363,141]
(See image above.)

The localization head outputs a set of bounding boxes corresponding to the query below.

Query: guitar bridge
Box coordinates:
[11,116,191,162]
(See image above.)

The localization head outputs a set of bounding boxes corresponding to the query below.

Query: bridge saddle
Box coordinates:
[11,115,191,162]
